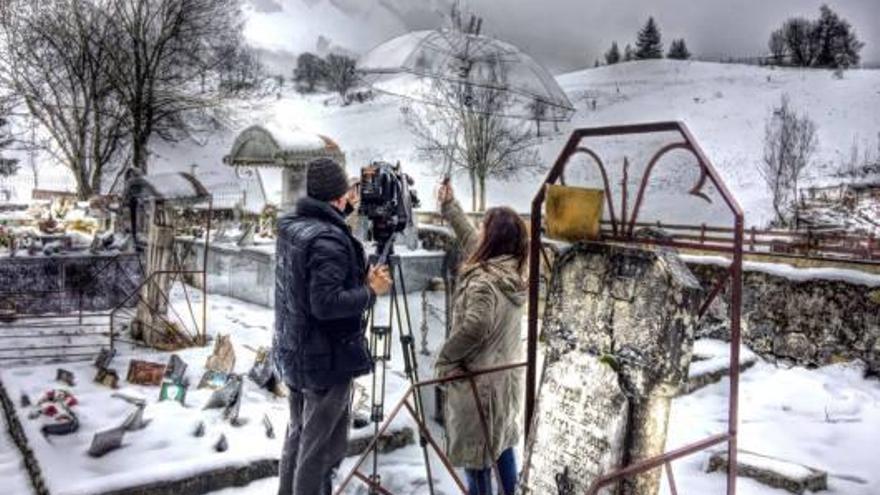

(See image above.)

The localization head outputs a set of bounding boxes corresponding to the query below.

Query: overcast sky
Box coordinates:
[463,0,880,72]
[248,0,880,73]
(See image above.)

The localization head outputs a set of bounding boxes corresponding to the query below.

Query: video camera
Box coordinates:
[358,161,420,254]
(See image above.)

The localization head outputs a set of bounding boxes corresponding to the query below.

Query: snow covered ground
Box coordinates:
[0,288,452,495]
[0,406,33,495]
[1,287,879,494]
[664,360,880,495]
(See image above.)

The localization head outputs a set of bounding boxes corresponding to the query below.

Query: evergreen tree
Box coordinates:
[771,5,863,68]
[782,18,820,66]
[294,52,326,92]
[813,4,863,68]
[624,43,635,62]
[667,39,691,60]
[636,17,663,59]
[604,41,621,65]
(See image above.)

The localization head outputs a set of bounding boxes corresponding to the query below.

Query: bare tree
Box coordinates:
[0,0,127,199]
[215,34,264,97]
[102,0,253,172]
[0,96,18,177]
[403,75,540,212]
[402,10,540,211]
[759,95,817,226]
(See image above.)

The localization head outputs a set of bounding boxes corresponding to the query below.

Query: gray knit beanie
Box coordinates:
[306,158,349,202]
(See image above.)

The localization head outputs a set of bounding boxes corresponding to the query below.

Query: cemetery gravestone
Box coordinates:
[522,243,702,495]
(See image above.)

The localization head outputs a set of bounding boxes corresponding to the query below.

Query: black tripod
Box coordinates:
[365,235,435,495]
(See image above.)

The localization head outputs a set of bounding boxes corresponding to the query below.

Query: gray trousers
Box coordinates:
[278,381,352,495]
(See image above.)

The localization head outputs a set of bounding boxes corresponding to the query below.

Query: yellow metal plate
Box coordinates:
[545,184,604,242]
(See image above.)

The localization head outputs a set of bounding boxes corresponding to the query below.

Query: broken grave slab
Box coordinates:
[707,450,828,494]
[684,339,759,395]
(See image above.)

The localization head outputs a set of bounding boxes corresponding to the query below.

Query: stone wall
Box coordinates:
[687,259,880,374]
[175,238,446,308]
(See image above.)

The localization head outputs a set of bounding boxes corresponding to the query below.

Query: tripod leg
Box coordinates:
[368,304,392,495]
[391,261,436,495]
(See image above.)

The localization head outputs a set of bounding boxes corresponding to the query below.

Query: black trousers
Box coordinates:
[277,381,352,495]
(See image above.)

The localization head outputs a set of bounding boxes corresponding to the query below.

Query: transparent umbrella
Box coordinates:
[357,29,575,122]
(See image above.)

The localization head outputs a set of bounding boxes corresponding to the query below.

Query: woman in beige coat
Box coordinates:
[434,181,527,495]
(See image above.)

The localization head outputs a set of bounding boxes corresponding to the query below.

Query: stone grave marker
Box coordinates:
[522,242,702,495]
[87,425,126,457]
[164,354,188,383]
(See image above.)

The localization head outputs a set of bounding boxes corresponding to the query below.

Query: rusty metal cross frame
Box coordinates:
[526,121,744,495]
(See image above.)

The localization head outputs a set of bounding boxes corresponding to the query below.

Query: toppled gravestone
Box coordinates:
[707,450,828,494]
[522,243,702,495]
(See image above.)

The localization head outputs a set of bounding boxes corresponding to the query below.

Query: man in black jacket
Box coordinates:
[274,158,391,495]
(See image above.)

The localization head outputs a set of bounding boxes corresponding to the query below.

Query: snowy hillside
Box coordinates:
[9,59,879,228]
[147,59,880,228]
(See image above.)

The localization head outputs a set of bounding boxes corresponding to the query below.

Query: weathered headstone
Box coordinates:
[262,414,275,439]
[214,434,228,453]
[111,392,146,407]
[522,243,702,495]
[204,374,242,410]
[87,425,126,457]
[56,368,76,387]
[94,347,116,369]
[121,404,151,431]
[164,354,188,383]
[159,380,187,404]
[205,334,236,374]
[94,367,120,389]
[523,352,628,495]
[126,360,166,386]
[199,370,230,390]
[247,346,275,390]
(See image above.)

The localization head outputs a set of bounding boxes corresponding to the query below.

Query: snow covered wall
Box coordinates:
[689,257,880,374]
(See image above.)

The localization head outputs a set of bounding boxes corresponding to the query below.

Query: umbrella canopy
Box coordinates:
[358,29,575,122]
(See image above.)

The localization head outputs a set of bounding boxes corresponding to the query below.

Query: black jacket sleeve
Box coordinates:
[308,234,373,321]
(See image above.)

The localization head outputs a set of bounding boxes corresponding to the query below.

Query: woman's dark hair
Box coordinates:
[466,206,529,272]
